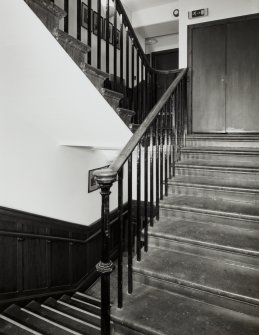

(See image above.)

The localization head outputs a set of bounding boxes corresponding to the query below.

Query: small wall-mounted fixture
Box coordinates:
[173,9,179,18]
[145,38,158,46]
[188,8,209,19]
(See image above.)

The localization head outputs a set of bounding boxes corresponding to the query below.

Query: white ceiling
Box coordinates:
[121,0,177,12]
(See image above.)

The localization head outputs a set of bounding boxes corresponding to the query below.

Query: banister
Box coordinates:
[108,68,188,173]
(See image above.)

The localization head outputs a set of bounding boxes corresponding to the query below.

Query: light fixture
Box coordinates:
[173,9,179,17]
[145,38,158,46]
[101,0,115,18]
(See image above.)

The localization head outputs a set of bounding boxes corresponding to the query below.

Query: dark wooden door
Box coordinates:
[189,14,259,133]
[226,18,259,132]
[191,24,226,133]
[152,49,179,100]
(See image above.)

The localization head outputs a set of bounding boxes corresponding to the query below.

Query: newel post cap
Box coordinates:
[94,168,117,186]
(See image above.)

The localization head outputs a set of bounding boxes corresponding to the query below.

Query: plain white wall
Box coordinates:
[146,34,179,54]
[179,0,259,67]
[0,0,132,226]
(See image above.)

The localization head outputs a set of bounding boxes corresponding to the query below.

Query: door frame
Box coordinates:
[187,13,259,134]
[151,48,179,69]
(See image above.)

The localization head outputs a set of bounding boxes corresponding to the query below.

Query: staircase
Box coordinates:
[87,134,259,334]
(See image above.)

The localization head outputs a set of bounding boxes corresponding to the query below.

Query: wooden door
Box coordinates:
[152,49,179,100]
[191,24,226,133]
[226,18,259,132]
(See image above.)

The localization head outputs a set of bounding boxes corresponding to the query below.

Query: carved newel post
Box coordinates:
[94,168,117,335]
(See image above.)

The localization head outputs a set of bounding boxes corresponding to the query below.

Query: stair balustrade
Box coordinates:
[95,67,188,335]
[51,0,181,123]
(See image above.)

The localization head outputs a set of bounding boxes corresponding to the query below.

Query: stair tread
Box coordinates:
[177,158,259,170]
[161,195,259,219]
[150,217,259,256]
[169,176,259,191]
[2,305,73,335]
[182,146,259,154]
[133,246,259,304]
[0,315,37,335]
[111,283,259,335]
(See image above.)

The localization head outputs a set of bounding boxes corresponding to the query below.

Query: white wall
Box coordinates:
[0,0,132,226]
[179,0,259,67]
[146,34,179,54]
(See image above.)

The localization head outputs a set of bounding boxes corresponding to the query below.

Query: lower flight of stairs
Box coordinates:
[24,0,135,127]
[0,292,102,335]
[108,134,259,335]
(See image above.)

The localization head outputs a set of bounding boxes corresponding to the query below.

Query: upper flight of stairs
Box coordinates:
[24,0,135,127]
[86,134,259,335]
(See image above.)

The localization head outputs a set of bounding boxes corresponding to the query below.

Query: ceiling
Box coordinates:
[135,20,179,39]
[121,0,177,12]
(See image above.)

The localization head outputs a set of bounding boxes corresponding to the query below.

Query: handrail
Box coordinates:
[109,68,188,173]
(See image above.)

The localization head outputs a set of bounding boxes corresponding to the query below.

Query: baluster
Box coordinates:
[144,133,148,252]
[131,41,135,113]
[128,154,133,294]
[105,0,110,74]
[136,142,142,261]
[120,16,124,92]
[155,117,160,220]
[64,0,69,33]
[97,0,101,69]
[77,0,81,41]
[160,110,164,200]
[149,124,154,227]
[168,96,173,179]
[117,168,123,308]
[126,27,130,108]
[87,0,92,65]
[145,68,148,117]
[164,102,169,197]
[141,60,144,122]
[95,169,117,335]
[113,0,117,90]
[172,93,176,177]
[136,52,140,123]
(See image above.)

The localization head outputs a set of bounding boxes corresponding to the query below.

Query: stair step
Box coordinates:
[0,315,38,335]
[26,299,100,335]
[53,29,91,68]
[181,146,259,163]
[168,176,259,203]
[111,283,259,335]
[2,305,74,335]
[81,63,109,91]
[100,88,123,111]
[149,216,259,260]
[186,134,259,148]
[116,108,135,126]
[161,194,259,223]
[57,295,101,327]
[25,0,66,32]
[133,246,259,306]
[73,292,101,308]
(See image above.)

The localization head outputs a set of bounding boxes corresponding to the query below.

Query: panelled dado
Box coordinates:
[0,205,126,310]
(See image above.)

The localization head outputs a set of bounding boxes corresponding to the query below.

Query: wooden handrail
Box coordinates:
[109,68,188,173]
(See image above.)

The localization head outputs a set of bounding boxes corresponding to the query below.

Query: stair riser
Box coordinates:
[176,167,259,182]
[186,139,259,148]
[84,72,104,91]
[57,39,87,68]
[133,272,259,319]
[148,236,259,266]
[181,152,259,163]
[168,184,259,205]
[160,207,259,230]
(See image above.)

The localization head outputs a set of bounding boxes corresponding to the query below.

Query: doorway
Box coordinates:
[188,14,259,133]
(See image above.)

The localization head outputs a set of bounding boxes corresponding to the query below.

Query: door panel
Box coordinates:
[226,19,259,132]
[192,25,226,132]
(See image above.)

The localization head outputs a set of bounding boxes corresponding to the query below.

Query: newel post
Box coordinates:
[94,168,117,335]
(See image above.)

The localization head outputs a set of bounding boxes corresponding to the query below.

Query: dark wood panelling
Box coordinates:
[0,205,128,310]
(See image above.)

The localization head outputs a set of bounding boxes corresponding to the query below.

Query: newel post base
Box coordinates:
[94,168,117,335]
